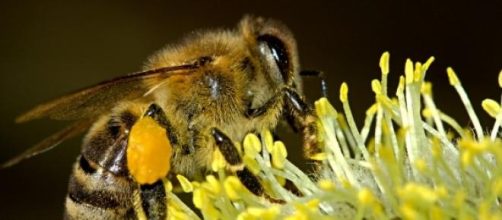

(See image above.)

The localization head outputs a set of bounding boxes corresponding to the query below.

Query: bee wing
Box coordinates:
[4,64,198,168]
[16,64,197,123]
[1,119,93,168]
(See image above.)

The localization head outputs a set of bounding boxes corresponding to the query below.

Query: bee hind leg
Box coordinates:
[211,128,284,204]
[135,180,168,219]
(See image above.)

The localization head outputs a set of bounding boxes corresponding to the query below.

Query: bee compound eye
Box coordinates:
[257,34,290,81]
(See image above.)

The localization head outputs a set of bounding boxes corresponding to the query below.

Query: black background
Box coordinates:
[0,1,501,219]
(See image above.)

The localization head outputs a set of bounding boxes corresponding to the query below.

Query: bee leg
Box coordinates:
[299,70,328,97]
[245,95,281,118]
[137,180,167,220]
[211,128,285,203]
[144,103,179,147]
[282,88,321,160]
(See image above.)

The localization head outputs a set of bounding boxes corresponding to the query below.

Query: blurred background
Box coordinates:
[0,0,500,219]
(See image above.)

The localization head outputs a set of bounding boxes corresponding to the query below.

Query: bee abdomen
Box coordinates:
[65,109,169,220]
[64,156,136,220]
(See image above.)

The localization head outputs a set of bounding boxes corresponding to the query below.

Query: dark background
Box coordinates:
[0,1,500,219]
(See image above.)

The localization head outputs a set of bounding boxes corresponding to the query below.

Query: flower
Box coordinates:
[164,53,502,219]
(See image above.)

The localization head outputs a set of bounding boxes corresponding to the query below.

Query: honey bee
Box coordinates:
[2,16,324,219]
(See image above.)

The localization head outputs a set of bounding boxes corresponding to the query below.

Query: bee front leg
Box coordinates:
[144,103,179,146]
[282,88,321,160]
[211,128,284,203]
[244,88,321,160]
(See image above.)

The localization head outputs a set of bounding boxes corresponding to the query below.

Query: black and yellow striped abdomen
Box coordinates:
[64,109,168,220]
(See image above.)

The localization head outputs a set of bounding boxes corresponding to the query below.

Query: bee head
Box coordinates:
[240,16,301,91]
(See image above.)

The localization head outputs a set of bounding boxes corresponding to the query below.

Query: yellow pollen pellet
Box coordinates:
[127,117,172,185]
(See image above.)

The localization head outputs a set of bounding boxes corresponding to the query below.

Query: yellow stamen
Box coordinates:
[447,67,460,86]
[211,149,226,172]
[340,82,348,103]
[482,99,501,118]
[421,82,432,95]
[371,79,382,95]
[224,176,244,201]
[177,174,193,193]
[272,141,287,169]
[243,155,261,174]
[243,133,261,158]
[379,51,390,75]
[499,69,502,88]
[405,59,414,84]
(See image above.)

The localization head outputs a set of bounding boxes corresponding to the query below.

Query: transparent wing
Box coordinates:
[1,119,93,168]
[4,64,197,168]
[16,64,197,123]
